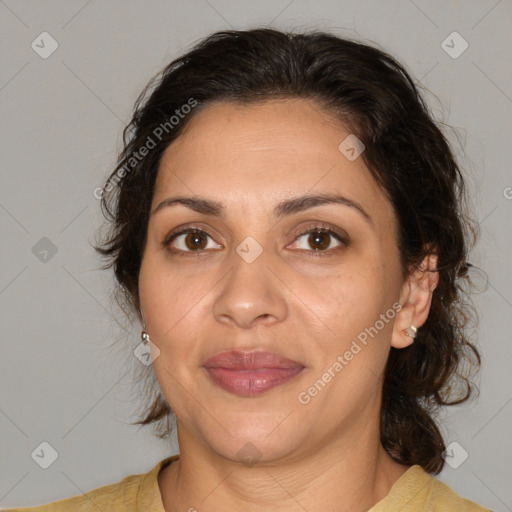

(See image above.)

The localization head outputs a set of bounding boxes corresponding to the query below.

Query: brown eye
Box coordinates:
[165,228,222,253]
[289,225,348,255]
[183,232,208,250]
[307,232,331,250]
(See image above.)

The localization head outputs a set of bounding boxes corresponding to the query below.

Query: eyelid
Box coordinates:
[162,223,221,245]
[291,222,349,244]
[162,224,223,253]
[163,221,349,254]
[286,222,349,255]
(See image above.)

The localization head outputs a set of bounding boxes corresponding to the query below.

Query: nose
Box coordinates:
[212,250,288,329]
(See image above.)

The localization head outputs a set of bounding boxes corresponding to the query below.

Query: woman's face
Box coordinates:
[139,98,408,464]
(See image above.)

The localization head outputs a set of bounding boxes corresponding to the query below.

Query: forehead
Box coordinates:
[161,99,351,161]
[153,99,393,226]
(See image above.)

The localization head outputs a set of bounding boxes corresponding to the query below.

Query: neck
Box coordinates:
[158,420,410,512]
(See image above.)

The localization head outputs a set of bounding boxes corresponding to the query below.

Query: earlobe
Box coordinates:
[405,325,418,338]
[391,254,439,349]
[391,303,417,348]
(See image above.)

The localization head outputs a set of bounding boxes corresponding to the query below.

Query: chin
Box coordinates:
[200,414,307,465]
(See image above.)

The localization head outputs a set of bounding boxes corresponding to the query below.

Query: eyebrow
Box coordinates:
[151,193,372,224]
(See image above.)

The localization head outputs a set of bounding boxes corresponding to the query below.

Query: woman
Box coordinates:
[11,28,491,511]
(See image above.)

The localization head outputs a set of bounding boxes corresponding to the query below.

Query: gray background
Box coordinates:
[1,0,511,509]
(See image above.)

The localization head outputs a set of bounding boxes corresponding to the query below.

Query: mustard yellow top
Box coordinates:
[6,454,492,511]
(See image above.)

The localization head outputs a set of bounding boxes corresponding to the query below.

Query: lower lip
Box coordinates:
[204,367,304,396]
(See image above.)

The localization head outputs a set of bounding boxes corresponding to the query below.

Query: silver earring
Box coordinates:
[405,325,418,338]
[141,330,151,345]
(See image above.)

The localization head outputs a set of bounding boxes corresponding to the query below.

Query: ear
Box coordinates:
[137,306,145,328]
[391,254,439,349]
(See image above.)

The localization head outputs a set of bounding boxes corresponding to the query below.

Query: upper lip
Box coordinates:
[203,350,303,370]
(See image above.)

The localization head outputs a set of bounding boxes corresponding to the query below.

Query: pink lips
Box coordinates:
[203,350,304,396]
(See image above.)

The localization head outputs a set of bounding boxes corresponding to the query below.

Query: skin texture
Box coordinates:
[138,98,439,512]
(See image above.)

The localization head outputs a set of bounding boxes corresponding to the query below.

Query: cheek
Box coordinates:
[138,259,203,399]
[139,254,203,334]
[302,261,395,380]
[302,269,394,400]
[138,256,217,391]
[310,262,390,335]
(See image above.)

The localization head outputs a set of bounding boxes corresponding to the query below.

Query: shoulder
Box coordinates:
[3,456,177,512]
[370,465,493,512]
[3,474,143,511]
[426,473,493,512]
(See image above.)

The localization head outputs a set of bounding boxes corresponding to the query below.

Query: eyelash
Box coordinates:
[163,223,348,257]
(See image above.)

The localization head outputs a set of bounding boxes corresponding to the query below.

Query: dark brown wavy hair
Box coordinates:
[94,28,481,474]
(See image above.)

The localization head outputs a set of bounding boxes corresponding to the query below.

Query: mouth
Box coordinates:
[203,350,305,397]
